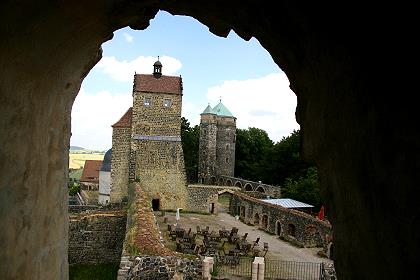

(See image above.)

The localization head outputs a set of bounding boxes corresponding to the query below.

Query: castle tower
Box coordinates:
[129,59,188,210]
[198,100,236,185]
[198,105,218,184]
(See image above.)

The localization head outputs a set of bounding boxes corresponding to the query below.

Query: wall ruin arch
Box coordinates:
[0,2,415,280]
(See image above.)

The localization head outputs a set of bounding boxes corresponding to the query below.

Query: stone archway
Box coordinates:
[261,214,269,229]
[210,176,217,185]
[225,179,232,186]
[276,221,282,236]
[256,186,265,193]
[244,183,253,191]
[254,213,260,226]
[0,2,415,280]
[234,181,242,188]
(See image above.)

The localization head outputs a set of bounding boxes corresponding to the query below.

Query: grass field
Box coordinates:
[69,153,104,169]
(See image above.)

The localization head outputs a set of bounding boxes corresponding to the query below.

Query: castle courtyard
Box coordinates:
[156,203,332,265]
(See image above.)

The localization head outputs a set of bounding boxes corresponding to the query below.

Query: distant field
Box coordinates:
[69,153,104,169]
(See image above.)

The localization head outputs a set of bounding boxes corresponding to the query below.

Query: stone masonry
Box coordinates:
[111,109,132,203]
[68,210,127,265]
[230,192,332,250]
[110,61,188,210]
[198,102,236,185]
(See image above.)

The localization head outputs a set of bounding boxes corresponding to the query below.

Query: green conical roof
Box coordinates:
[212,101,235,117]
[201,104,214,115]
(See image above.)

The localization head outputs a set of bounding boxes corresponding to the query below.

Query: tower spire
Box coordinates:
[153,56,162,78]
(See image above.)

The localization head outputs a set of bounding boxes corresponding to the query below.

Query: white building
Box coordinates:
[98,149,111,205]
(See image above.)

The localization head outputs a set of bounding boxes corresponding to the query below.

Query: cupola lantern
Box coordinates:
[153,56,162,78]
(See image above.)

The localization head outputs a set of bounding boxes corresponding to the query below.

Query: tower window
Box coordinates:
[144,97,152,106]
[226,144,230,151]
[163,99,172,108]
[226,157,229,164]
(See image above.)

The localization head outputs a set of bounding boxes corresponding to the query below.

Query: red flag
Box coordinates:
[318,205,325,220]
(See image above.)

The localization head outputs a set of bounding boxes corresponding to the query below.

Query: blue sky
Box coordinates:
[71,11,299,150]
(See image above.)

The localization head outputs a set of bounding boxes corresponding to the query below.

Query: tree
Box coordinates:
[235,127,274,181]
[261,129,312,185]
[282,167,321,211]
[180,117,200,183]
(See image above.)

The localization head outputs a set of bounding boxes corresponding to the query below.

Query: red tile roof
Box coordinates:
[112,107,132,128]
[80,160,103,183]
[134,74,182,95]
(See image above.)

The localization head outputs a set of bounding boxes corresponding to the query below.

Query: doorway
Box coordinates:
[152,199,160,211]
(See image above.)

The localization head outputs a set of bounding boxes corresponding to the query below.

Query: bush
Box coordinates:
[68,183,80,196]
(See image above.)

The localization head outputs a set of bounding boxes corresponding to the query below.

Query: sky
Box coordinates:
[71,11,299,151]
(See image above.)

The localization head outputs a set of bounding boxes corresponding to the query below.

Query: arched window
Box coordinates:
[262,214,269,229]
[245,184,253,191]
[254,213,260,226]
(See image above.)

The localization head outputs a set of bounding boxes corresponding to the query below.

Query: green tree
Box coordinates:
[261,129,311,185]
[235,127,274,181]
[68,182,80,196]
[282,167,321,211]
[180,117,200,183]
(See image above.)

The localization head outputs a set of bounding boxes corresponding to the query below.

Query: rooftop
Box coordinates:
[112,107,132,128]
[201,101,235,117]
[80,160,103,183]
[260,198,314,208]
[134,74,182,95]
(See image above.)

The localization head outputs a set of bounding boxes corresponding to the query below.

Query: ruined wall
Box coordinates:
[215,117,236,178]
[130,91,187,210]
[119,255,202,280]
[230,193,332,249]
[111,127,131,203]
[68,210,127,265]
[187,185,239,213]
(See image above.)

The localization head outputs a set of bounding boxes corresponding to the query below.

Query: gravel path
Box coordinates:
[158,205,333,265]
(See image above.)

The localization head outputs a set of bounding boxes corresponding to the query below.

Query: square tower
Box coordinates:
[111,59,188,210]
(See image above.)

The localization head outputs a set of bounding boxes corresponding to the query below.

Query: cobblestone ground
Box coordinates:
[156,203,333,265]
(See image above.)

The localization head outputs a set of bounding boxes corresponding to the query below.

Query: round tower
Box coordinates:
[198,101,236,185]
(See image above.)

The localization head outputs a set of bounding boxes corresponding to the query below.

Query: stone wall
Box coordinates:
[119,255,202,280]
[68,210,127,265]
[187,185,240,213]
[229,192,332,249]
[111,127,131,202]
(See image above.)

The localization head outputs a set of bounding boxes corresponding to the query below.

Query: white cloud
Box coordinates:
[71,88,132,150]
[96,55,182,82]
[206,72,299,143]
[123,32,134,43]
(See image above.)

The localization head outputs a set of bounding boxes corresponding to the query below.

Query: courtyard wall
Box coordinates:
[229,192,332,249]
